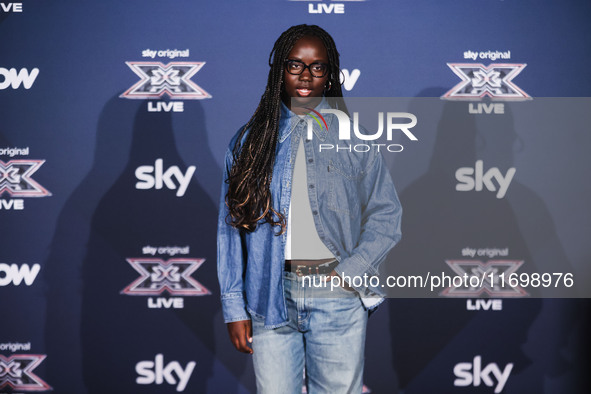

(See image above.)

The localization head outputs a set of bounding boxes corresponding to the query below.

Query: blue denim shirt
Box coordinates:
[217,98,402,328]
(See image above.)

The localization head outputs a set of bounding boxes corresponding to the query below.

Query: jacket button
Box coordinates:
[308,158,313,163]
[312,210,318,215]
[309,184,314,189]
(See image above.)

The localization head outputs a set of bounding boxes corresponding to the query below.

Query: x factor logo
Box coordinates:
[120,62,211,100]
[0,160,51,197]
[442,63,530,100]
[121,258,210,296]
[441,260,528,297]
[0,354,51,391]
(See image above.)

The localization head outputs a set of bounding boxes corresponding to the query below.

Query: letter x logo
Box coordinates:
[441,260,528,297]
[442,63,530,100]
[0,354,51,391]
[121,258,210,296]
[0,160,51,197]
[120,62,211,99]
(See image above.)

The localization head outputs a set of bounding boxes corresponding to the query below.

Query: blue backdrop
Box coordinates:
[1,0,590,393]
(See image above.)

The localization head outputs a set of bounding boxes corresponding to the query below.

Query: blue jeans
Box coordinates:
[251,271,368,394]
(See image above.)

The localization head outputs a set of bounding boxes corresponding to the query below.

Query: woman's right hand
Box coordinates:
[226,320,253,354]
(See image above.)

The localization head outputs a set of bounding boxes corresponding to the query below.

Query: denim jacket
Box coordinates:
[217,98,402,328]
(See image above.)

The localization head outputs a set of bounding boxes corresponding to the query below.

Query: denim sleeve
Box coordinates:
[334,151,402,295]
[217,149,251,323]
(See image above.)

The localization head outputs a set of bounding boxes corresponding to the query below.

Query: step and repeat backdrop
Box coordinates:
[1,0,590,393]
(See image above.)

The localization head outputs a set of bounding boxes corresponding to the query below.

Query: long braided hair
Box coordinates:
[225,24,346,234]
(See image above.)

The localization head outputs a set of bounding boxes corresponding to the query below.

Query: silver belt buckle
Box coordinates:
[295,265,307,277]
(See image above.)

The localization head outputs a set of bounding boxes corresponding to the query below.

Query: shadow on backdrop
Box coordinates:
[384,95,555,393]
[45,95,251,393]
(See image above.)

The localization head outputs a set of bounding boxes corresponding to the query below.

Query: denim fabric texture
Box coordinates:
[251,271,367,394]
[217,98,402,328]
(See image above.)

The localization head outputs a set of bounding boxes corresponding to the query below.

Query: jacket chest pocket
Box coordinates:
[327,160,364,218]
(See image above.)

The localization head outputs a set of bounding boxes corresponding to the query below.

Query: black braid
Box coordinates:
[226,24,346,234]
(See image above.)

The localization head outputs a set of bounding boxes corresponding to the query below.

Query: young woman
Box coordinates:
[217,24,401,393]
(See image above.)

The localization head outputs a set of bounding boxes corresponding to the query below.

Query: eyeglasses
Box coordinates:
[284,60,329,78]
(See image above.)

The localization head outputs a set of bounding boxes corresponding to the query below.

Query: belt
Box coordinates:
[285,259,339,277]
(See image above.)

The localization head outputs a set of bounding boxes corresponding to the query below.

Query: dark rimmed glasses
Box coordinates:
[284,59,329,78]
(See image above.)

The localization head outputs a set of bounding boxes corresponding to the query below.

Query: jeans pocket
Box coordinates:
[328,280,359,298]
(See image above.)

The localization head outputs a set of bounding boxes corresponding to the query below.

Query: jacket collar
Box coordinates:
[279,97,333,143]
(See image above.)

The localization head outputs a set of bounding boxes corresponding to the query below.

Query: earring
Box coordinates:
[326,81,332,91]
